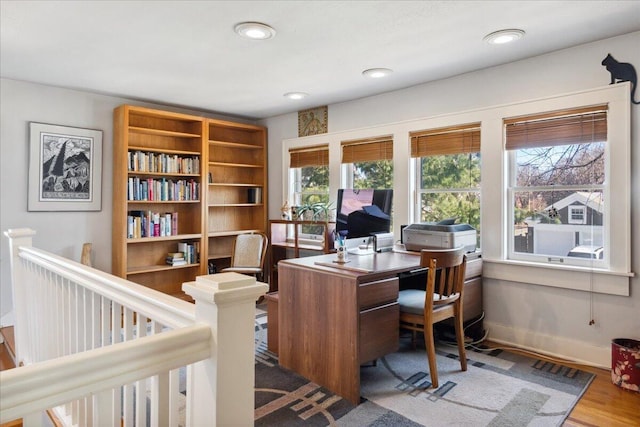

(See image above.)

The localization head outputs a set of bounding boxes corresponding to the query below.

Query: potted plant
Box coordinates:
[310,201,335,222]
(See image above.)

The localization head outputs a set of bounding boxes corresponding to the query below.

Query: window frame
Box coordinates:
[483,84,631,296]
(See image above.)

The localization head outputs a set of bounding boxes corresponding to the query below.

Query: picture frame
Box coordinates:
[298,105,328,137]
[28,122,103,211]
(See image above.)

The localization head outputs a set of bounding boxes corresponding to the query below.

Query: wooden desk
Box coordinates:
[277,250,482,405]
[277,251,416,404]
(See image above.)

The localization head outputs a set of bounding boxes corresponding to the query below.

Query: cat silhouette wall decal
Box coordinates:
[602,53,639,104]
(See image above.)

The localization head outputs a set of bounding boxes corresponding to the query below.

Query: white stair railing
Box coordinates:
[1,228,267,426]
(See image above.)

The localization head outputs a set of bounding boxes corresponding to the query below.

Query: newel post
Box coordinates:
[3,228,36,366]
[182,272,268,427]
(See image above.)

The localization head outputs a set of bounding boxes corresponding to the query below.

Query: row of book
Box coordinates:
[127,177,199,201]
[166,242,199,266]
[128,151,200,174]
[127,211,178,238]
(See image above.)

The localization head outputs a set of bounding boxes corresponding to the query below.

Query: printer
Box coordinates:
[402,222,477,253]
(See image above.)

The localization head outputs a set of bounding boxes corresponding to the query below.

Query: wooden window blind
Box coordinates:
[504,105,608,150]
[341,135,393,164]
[289,144,329,168]
[410,123,480,157]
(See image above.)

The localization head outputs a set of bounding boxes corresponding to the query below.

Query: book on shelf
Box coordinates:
[127,210,179,238]
[127,177,200,202]
[177,241,199,264]
[166,251,186,266]
[128,150,200,174]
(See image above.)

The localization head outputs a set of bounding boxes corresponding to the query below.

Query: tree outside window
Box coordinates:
[411,124,481,246]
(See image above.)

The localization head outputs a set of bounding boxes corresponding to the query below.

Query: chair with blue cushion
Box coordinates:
[398,247,467,388]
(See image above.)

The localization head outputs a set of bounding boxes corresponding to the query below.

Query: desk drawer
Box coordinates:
[359,302,399,363]
[358,277,399,310]
[465,257,482,279]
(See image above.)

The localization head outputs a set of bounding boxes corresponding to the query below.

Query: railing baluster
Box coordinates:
[135,313,148,427]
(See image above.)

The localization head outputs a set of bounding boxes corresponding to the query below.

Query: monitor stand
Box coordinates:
[344,236,374,255]
[347,246,375,256]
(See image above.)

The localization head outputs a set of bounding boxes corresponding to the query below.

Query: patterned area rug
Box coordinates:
[254,307,594,426]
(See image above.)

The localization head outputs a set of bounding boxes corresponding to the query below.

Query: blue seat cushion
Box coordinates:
[398,289,426,315]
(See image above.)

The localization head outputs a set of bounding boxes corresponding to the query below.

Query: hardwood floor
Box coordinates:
[0,327,638,426]
[564,364,640,427]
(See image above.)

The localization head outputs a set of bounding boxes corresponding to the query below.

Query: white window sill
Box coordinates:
[482,258,633,296]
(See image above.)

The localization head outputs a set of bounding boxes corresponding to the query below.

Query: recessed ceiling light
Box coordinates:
[362,68,393,79]
[234,22,276,40]
[284,92,308,100]
[483,29,525,45]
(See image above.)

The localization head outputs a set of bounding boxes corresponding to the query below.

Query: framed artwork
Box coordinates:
[298,106,328,137]
[28,122,103,211]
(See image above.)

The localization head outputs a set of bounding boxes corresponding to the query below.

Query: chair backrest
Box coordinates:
[420,247,467,307]
[231,233,268,268]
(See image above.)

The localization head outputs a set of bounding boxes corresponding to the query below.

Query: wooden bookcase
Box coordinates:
[205,119,268,274]
[112,105,207,299]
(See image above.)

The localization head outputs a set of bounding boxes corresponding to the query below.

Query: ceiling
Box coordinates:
[2,1,639,120]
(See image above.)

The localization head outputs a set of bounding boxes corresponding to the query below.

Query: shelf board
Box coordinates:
[271,242,326,251]
[127,233,202,243]
[128,145,201,156]
[209,140,263,150]
[129,126,201,139]
[208,161,263,168]
[128,171,200,177]
[208,229,262,237]
[208,183,261,187]
[208,254,232,260]
[127,199,200,204]
[208,203,263,207]
[127,263,200,275]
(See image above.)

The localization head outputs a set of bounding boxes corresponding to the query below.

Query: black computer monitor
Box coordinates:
[335,189,393,239]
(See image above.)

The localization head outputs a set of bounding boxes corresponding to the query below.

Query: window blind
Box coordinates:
[504,105,608,150]
[410,123,480,157]
[289,144,329,168]
[341,135,393,164]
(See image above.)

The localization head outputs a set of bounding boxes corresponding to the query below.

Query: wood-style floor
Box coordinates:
[1,327,638,426]
[564,363,640,426]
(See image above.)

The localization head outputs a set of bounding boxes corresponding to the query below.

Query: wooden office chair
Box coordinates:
[221,232,268,281]
[398,247,467,388]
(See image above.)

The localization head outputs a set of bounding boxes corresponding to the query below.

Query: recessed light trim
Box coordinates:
[362,68,393,79]
[284,92,309,100]
[234,22,276,40]
[483,29,525,45]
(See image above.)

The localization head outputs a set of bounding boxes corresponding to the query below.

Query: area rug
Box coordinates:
[253,306,595,426]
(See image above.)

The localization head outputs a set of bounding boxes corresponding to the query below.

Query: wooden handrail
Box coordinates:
[0,324,211,422]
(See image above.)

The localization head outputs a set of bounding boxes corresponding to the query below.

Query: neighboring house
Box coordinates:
[526,192,604,257]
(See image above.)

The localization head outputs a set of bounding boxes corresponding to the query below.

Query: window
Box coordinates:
[505,105,607,268]
[289,144,329,239]
[568,205,587,224]
[289,144,330,207]
[341,136,393,190]
[411,124,481,245]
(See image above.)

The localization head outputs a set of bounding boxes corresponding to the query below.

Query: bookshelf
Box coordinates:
[113,105,207,299]
[205,119,268,274]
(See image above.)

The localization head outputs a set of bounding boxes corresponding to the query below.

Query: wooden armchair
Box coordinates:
[398,247,467,388]
[221,232,268,281]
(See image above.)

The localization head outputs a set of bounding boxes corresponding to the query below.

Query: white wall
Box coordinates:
[0,79,255,323]
[261,32,640,367]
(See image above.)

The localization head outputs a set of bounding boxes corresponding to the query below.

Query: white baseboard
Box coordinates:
[484,320,610,369]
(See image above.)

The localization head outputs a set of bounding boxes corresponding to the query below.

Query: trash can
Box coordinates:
[611,338,640,392]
